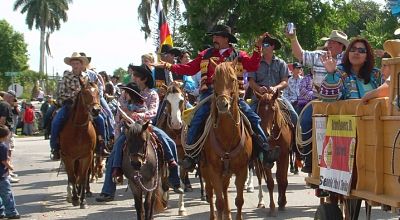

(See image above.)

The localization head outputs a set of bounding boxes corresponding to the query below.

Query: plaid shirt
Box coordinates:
[283,75,303,103]
[57,70,88,103]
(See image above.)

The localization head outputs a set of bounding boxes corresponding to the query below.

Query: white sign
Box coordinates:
[314,116,326,166]
[8,83,23,97]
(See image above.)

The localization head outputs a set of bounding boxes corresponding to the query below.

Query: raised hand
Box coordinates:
[256,32,270,47]
[320,51,337,74]
[151,61,167,69]
[284,24,297,39]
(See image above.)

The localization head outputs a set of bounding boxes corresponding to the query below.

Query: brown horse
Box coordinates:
[201,62,252,220]
[254,90,293,216]
[60,80,100,209]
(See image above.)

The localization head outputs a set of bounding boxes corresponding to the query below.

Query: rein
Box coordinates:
[132,132,159,192]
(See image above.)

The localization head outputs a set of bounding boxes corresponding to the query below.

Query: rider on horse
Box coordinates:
[248,34,298,133]
[154,24,273,169]
[50,52,109,160]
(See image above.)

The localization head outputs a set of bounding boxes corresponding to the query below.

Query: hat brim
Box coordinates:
[162,48,182,57]
[207,31,238,43]
[131,66,154,89]
[64,57,89,66]
[321,37,349,48]
[119,86,145,101]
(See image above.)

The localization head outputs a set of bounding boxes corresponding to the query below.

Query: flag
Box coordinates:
[157,3,173,48]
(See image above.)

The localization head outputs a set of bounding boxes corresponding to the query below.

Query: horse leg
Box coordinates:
[234,167,248,220]
[254,160,265,208]
[178,189,187,216]
[64,159,79,206]
[86,169,92,198]
[78,158,92,209]
[276,149,289,210]
[66,183,72,203]
[246,165,254,192]
[210,175,224,220]
[289,149,295,173]
[144,191,153,220]
[133,187,145,220]
[266,168,276,217]
[198,167,207,201]
[222,178,231,220]
[205,176,215,220]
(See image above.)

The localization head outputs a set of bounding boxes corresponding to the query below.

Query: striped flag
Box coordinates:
[157,3,173,47]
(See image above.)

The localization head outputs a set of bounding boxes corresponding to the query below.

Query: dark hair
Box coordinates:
[342,38,374,84]
[178,51,191,64]
[0,125,10,139]
[99,71,110,82]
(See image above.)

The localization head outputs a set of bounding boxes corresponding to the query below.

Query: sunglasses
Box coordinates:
[349,47,367,54]
[262,43,271,48]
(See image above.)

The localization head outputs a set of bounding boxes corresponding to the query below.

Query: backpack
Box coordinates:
[24,108,34,123]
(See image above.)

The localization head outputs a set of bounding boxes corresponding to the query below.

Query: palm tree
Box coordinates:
[14,0,72,75]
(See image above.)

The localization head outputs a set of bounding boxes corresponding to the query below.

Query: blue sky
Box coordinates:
[0,0,388,76]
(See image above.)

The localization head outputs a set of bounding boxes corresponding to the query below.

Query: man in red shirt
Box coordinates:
[155,25,276,169]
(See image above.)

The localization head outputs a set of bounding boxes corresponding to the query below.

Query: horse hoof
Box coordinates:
[86,191,93,197]
[72,199,79,206]
[201,196,207,201]
[178,210,187,216]
[66,197,72,203]
[80,203,88,209]
[257,204,265,208]
[247,186,254,193]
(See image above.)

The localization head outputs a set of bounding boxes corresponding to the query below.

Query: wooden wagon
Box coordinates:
[305,40,400,219]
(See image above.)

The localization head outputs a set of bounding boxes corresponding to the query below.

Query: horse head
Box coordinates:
[212,62,239,114]
[165,84,185,130]
[255,89,280,134]
[78,78,101,116]
[125,121,151,170]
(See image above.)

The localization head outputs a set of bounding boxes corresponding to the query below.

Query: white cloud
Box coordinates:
[1,0,156,76]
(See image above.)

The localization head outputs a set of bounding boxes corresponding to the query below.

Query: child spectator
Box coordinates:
[0,125,20,219]
[23,103,35,136]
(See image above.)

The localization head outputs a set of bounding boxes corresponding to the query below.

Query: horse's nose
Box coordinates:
[217,99,230,113]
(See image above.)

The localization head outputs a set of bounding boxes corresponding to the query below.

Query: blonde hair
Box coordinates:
[141,53,155,63]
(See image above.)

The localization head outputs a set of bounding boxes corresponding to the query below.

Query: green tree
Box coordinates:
[0,19,29,90]
[13,0,72,74]
[113,67,129,84]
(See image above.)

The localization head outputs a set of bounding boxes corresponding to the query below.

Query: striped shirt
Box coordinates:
[283,75,303,103]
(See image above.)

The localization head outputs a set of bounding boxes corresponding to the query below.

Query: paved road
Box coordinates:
[10,136,399,219]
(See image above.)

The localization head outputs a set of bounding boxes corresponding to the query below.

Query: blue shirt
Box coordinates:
[0,142,8,178]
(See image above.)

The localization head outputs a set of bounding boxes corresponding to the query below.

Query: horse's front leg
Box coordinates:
[254,160,265,208]
[234,167,247,220]
[276,151,289,210]
[144,191,153,220]
[266,168,276,217]
[198,165,207,201]
[222,178,231,220]
[132,184,145,220]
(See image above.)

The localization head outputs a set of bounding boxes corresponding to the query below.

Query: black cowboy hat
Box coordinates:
[131,64,154,89]
[160,44,182,57]
[207,24,237,43]
[118,82,144,101]
[262,35,282,50]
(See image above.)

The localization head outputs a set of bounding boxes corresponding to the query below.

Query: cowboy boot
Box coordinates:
[168,161,184,194]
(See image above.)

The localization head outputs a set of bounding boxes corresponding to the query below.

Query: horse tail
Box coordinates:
[153,187,168,213]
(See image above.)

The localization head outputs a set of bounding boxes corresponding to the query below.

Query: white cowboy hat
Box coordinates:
[394,28,400,35]
[64,52,90,66]
[320,30,349,48]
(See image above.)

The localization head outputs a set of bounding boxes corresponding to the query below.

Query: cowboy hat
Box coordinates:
[79,52,92,63]
[130,64,154,89]
[395,28,400,35]
[320,30,349,48]
[160,44,182,57]
[118,82,144,101]
[207,24,238,43]
[6,90,17,102]
[64,52,90,66]
[262,35,282,50]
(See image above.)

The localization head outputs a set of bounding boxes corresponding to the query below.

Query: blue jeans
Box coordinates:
[93,114,106,140]
[101,134,126,196]
[100,97,115,139]
[50,104,70,151]
[0,177,18,217]
[300,104,313,168]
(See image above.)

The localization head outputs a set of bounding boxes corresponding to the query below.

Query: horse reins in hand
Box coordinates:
[133,133,159,192]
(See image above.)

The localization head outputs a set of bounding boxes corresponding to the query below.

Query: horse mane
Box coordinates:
[275,99,292,129]
[166,84,182,94]
[126,122,145,139]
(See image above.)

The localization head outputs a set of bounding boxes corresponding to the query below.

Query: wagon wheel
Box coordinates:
[314,203,343,220]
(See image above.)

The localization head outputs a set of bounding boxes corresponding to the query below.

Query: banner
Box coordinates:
[319,115,357,195]
[314,116,327,166]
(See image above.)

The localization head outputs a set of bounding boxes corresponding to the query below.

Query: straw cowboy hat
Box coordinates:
[207,24,238,43]
[395,28,400,35]
[320,30,349,48]
[64,52,90,66]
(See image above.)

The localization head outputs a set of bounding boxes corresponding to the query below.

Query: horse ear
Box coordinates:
[142,121,150,132]
[254,89,262,99]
